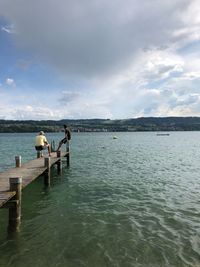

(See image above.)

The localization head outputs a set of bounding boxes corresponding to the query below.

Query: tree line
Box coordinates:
[1,117,200,132]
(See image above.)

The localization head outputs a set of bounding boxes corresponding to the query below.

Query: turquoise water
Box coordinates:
[0,132,200,267]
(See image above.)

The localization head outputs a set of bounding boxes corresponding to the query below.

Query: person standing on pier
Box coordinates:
[35,131,51,156]
[56,125,71,151]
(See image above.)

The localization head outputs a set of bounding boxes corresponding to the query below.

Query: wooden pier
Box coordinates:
[0,148,70,232]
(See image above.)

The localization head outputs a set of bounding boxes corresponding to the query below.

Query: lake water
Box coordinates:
[0,132,200,267]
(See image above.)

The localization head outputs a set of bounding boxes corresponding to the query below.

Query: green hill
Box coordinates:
[1,117,200,132]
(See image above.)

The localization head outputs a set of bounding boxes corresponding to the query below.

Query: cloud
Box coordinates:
[0,105,64,120]
[58,89,112,118]
[86,45,200,118]
[5,78,15,87]
[143,52,184,82]
[13,106,62,120]
[59,91,82,103]
[0,0,200,119]
[1,24,15,34]
[0,0,194,78]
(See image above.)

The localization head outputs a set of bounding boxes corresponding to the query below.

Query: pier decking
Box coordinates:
[0,151,68,208]
[0,149,70,232]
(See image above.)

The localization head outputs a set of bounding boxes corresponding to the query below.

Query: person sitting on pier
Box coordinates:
[35,131,51,157]
[56,125,71,151]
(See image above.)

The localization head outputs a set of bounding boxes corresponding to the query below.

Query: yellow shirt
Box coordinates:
[35,135,47,146]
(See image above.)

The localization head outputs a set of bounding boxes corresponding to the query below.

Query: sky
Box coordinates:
[0,0,200,120]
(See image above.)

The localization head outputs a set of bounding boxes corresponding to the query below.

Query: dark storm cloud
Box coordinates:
[0,0,189,77]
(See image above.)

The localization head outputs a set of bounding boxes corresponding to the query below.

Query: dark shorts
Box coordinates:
[35,145,44,151]
[61,137,68,144]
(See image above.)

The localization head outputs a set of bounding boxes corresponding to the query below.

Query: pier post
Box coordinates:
[66,142,70,166]
[8,177,22,232]
[15,156,21,168]
[57,151,62,174]
[44,157,51,186]
[57,150,61,158]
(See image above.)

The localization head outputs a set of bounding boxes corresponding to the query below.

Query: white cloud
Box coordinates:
[3,105,64,120]
[85,46,200,118]
[1,24,15,34]
[5,78,15,87]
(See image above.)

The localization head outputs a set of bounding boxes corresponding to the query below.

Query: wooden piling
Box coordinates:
[8,177,22,232]
[57,151,61,158]
[15,156,21,168]
[44,157,51,186]
[57,151,62,174]
[66,142,70,166]
[44,157,51,168]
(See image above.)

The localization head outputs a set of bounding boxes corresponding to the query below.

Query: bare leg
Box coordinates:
[47,144,51,156]
[56,141,62,151]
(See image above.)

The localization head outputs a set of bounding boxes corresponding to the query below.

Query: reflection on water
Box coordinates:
[0,132,200,267]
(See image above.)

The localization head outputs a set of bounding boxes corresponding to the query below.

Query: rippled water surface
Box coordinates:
[0,132,200,267]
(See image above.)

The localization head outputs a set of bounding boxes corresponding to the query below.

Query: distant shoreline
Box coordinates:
[1,117,200,132]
